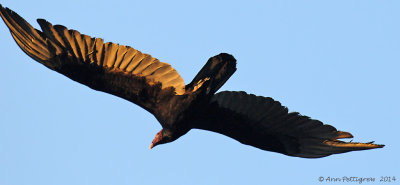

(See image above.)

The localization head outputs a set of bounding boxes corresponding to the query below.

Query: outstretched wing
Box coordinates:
[194,91,384,158]
[0,5,185,114]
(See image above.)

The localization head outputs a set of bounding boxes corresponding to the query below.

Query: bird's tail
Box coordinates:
[186,53,237,95]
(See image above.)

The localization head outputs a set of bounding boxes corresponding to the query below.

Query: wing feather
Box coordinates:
[114,45,128,68]
[132,55,154,74]
[194,91,384,158]
[0,5,185,113]
[119,48,138,69]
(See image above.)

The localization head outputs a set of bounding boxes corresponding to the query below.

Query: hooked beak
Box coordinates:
[149,143,154,149]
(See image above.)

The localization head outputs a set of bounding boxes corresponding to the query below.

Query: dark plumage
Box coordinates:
[0,5,383,158]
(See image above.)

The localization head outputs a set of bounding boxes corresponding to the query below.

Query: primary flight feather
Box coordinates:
[0,5,383,158]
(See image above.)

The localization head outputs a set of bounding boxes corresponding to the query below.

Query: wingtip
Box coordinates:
[0,5,11,28]
[0,4,5,16]
[324,140,385,150]
[333,131,384,149]
[36,18,49,27]
[37,18,46,23]
[2,6,12,15]
[336,131,354,139]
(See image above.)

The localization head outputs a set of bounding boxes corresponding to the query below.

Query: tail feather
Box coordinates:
[186,53,236,95]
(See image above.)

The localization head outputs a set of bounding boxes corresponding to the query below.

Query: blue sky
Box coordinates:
[0,1,398,185]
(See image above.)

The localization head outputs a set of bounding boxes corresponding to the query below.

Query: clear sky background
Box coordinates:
[0,1,398,185]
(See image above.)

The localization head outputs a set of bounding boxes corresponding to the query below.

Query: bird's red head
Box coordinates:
[149,130,163,149]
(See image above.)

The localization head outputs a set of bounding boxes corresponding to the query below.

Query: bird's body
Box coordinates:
[0,4,383,158]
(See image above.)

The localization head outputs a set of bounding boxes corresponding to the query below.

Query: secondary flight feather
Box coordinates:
[0,4,383,158]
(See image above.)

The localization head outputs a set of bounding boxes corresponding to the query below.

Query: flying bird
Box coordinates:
[0,5,384,158]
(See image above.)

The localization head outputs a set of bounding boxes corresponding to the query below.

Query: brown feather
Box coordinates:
[0,5,383,158]
[194,91,384,158]
[0,6,185,114]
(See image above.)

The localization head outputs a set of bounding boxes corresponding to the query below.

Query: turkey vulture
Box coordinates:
[0,5,383,158]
